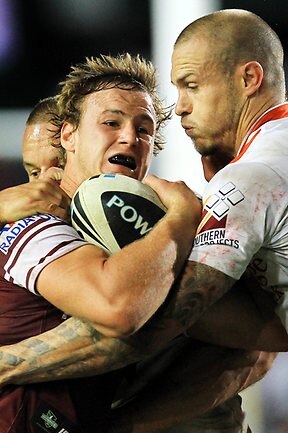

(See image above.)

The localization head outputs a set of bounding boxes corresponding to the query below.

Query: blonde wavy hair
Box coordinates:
[52,53,172,155]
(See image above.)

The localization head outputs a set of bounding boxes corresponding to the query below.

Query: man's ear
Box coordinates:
[241,61,263,96]
[61,122,76,152]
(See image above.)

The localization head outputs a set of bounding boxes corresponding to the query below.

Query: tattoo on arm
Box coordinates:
[0,262,234,385]
[165,261,234,329]
[0,318,142,385]
[135,262,235,348]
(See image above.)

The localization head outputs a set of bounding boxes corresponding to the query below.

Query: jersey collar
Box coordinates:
[233,102,288,162]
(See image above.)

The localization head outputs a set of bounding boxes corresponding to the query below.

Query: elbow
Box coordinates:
[93,303,144,338]
[112,298,155,337]
[111,308,143,337]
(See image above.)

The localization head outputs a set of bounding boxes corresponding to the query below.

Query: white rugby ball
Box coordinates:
[71,174,167,254]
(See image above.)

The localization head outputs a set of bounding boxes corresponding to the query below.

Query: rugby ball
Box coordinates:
[71,174,167,254]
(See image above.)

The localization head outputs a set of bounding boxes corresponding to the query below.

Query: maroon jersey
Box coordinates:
[0,215,121,433]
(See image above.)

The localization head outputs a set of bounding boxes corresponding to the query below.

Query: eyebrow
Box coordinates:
[102,109,124,115]
[23,162,36,169]
[23,162,38,173]
[101,109,155,124]
[172,72,197,85]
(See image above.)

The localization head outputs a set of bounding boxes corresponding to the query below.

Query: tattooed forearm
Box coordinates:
[130,261,236,350]
[0,317,144,385]
[163,261,235,330]
[0,262,235,386]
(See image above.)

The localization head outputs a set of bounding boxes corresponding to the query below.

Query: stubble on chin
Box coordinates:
[193,138,219,157]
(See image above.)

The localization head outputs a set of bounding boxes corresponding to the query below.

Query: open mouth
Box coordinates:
[108,154,136,170]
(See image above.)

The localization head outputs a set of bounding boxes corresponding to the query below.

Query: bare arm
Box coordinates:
[0,317,143,386]
[187,280,288,351]
[0,276,283,387]
[1,178,286,384]
[0,262,285,386]
[154,260,236,332]
[0,178,201,385]
[0,316,278,433]
[36,179,201,338]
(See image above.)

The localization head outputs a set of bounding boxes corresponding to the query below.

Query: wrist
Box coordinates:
[165,211,198,240]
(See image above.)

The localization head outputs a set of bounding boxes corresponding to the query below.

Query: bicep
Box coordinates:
[37,244,115,329]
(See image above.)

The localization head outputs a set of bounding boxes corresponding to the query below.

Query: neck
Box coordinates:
[60,162,83,198]
[234,94,283,155]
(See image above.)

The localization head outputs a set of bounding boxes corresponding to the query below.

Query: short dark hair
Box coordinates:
[26,96,65,164]
[175,9,285,96]
[26,96,57,125]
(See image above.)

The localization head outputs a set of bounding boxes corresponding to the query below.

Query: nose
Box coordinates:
[175,90,192,117]
[119,124,139,146]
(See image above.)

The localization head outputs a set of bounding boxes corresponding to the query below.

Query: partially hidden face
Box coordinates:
[171,37,244,156]
[22,122,64,182]
[61,87,157,184]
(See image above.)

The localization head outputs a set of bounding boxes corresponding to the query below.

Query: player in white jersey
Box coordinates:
[113,10,288,432]
[191,105,288,314]
[166,9,288,349]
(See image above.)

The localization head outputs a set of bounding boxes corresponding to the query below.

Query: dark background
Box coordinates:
[0,0,151,107]
[1,0,288,107]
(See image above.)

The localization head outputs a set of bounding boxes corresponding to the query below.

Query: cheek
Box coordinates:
[202,97,226,124]
[87,146,106,170]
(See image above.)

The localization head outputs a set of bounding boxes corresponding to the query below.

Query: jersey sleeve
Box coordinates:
[0,214,88,294]
[189,161,283,280]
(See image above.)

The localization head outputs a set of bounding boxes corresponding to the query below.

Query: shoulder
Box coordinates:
[208,160,283,196]
[201,160,286,231]
[0,214,87,294]
[0,213,85,263]
[0,214,82,256]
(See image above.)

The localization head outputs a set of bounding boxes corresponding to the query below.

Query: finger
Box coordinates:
[41,167,64,183]
[143,175,168,192]
[34,179,67,205]
[46,203,70,221]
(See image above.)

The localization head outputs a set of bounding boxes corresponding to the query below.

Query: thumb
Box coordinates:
[142,174,160,189]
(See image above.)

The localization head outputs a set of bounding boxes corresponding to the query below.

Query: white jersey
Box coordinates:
[189,103,288,330]
[0,213,87,294]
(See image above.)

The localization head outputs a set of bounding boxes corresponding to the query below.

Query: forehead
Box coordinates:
[81,87,156,122]
[22,122,61,161]
[23,122,56,149]
[171,38,215,83]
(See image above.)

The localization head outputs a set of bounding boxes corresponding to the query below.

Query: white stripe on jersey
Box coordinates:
[1,215,87,294]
